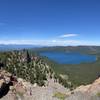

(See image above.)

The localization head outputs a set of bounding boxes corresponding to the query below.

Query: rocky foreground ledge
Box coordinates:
[0,70,100,100]
[66,77,100,100]
[0,70,69,100]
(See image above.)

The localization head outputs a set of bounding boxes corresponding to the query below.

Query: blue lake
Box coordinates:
[40,52,96,64]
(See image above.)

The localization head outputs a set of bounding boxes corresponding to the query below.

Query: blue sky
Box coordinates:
[0,0,100,46]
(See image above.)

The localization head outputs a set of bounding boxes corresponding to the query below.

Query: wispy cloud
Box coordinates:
[59,34,78,38]
[50,39,80,46]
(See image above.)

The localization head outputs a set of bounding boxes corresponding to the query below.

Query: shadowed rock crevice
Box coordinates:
[0,62,4,69]
[0,82,13,98]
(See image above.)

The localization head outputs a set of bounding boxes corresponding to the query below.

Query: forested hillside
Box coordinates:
[0,50,72,88]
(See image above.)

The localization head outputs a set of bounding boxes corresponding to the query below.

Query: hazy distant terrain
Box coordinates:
[0,44,41,51]
[33,46,100,54]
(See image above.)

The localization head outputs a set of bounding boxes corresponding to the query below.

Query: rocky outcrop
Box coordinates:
[0,70,13,98]
[73,78,100,94]
[66,78,100,100]
[0,70,69,100]
[0,69,100,100]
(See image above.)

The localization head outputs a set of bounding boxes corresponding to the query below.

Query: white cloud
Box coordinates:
[59,34,78,38]
[50,39,80,46]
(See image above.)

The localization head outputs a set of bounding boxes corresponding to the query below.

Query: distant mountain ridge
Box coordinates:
[33,46,100,54]
[0,45,100,53]
[0,44,100,54]
[0,44,42,51]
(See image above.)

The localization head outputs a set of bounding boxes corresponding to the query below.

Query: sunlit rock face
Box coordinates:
[66,78,100,100]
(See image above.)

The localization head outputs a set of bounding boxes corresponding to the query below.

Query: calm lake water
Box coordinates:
[40,51,96,64]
